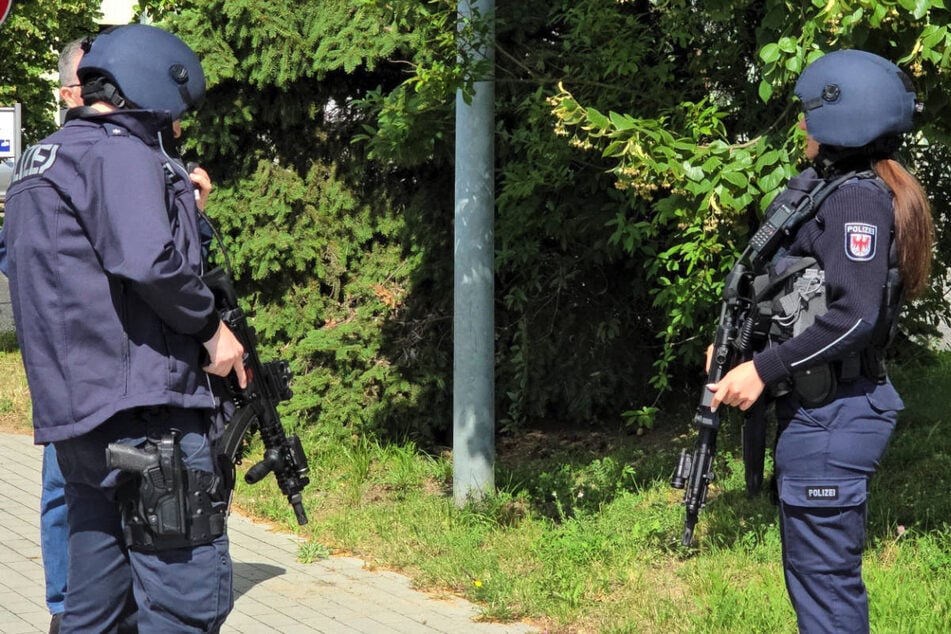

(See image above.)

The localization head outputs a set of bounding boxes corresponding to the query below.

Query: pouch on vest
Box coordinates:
[791,363,837,407]
[748,258,817,351]
[753,257,839,405]
[755,257,828,342]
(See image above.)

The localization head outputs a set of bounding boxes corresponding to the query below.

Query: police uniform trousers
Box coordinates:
[774,377,901,634]
[54,407,233,634]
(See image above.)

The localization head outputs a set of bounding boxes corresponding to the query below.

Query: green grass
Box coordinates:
[233,349,951,633]
[0,348,31,435]
[5,343,951,632]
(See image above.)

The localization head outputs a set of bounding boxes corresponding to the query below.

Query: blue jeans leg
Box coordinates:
[41,443,68,615]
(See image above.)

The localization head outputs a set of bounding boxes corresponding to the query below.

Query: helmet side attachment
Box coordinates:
[78,24,205,120]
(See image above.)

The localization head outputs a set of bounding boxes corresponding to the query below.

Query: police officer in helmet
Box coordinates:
[708,50,933,633]
[2,24,245,632]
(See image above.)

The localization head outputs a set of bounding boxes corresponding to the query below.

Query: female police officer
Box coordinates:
[708,50,933,633]
[2,24,245,633]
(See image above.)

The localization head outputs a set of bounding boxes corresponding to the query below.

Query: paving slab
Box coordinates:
[0,432,538,633]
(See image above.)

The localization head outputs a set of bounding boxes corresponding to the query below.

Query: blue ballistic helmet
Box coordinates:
[78,24,205,120]
[795,50,917,148]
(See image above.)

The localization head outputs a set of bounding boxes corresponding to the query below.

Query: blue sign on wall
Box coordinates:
[0,104,19,159]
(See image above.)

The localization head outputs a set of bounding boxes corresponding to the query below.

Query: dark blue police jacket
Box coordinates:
[0,109,220,444]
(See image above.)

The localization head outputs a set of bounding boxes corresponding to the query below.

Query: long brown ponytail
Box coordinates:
[872,158,933,298]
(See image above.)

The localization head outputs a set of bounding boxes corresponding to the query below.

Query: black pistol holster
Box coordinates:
[108,433,229,552]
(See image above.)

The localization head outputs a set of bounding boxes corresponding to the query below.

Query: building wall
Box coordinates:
[99,0,136,26]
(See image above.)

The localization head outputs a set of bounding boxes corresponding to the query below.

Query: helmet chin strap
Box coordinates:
[815,135,901,175]
[158,122,182,161]
[816,145,861,172]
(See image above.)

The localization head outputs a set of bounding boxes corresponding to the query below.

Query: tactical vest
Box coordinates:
[750,173,902,407]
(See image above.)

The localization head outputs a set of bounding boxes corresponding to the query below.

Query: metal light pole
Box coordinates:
[453,0,495,506]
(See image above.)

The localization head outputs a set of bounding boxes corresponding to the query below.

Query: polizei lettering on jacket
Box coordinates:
[13,143,59,181]
[805,486,839,500]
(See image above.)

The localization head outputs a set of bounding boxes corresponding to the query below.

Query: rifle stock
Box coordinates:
[742,398,768,498]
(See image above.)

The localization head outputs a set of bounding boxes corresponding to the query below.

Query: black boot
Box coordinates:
[48,612,62,634]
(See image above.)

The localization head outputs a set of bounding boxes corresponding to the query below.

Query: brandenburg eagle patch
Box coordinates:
[844,222,877,261]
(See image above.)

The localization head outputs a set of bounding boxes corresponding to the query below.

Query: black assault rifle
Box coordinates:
[203,266,311,525]
[670,169,860,547]
[670,260,757,547]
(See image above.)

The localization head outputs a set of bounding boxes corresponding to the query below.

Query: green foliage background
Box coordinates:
[0,1,100,142]
[146,0,951,441]
[7,0,951,442]
[141,0,458,443]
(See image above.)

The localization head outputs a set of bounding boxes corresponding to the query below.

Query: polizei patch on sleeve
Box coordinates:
[844,222,877,261]
[806,485,839,501]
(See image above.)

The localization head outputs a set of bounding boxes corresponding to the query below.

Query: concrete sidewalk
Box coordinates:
[0,432,539,633]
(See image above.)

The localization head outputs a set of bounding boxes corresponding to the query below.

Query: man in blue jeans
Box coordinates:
[2,25,243,632]
[0,38,87,634]
[28,38,218,634]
